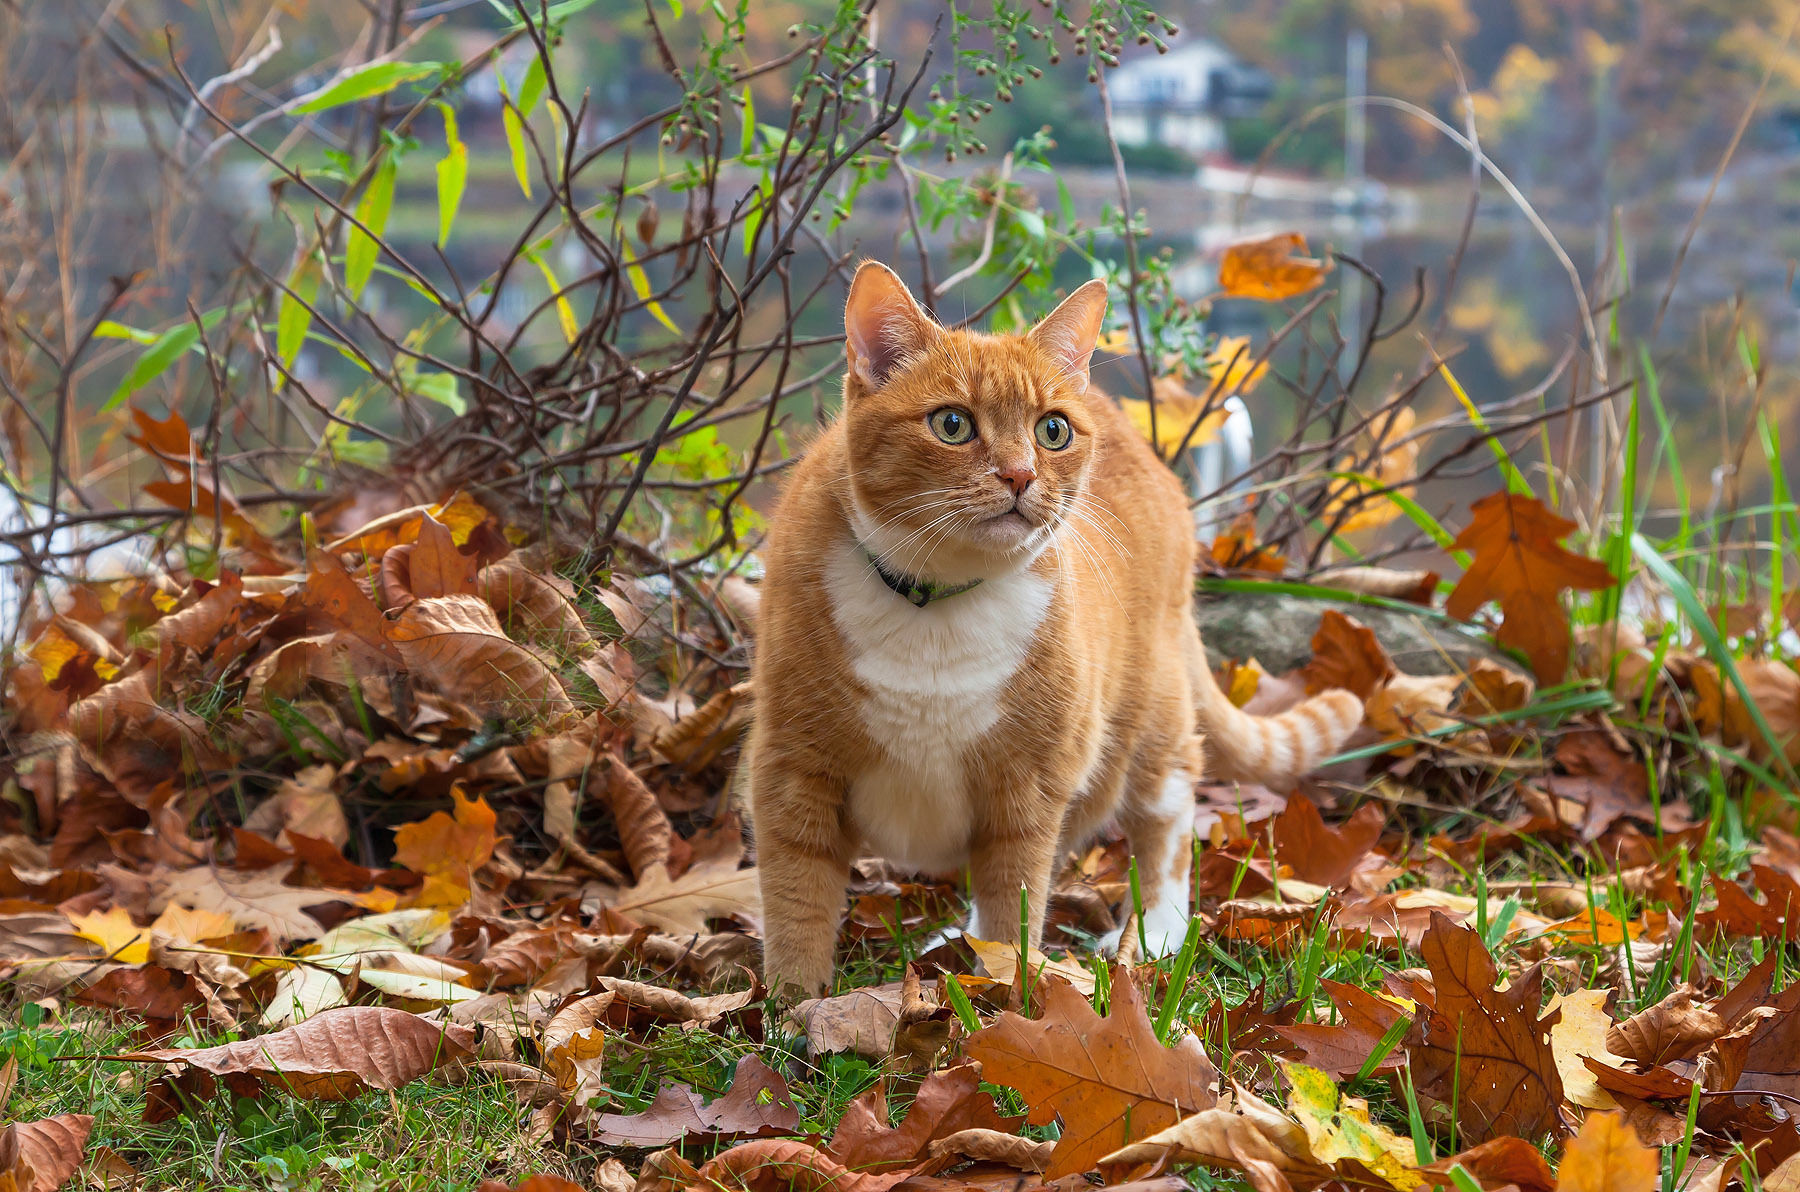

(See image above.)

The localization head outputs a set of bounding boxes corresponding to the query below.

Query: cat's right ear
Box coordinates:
[844,261,938,391]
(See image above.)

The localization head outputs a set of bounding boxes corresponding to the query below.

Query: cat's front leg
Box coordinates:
[751,765,853,999]
[966,815,1061,952]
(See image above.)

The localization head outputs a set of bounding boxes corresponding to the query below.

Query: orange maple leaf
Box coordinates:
[392,787,498,898]
[1445,493,1615,683]
[1217,232,1329,301]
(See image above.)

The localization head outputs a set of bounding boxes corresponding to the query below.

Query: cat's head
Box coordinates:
[839,261,1107,582]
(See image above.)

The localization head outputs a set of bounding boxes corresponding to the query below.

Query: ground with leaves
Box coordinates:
[7,414,1800,1192]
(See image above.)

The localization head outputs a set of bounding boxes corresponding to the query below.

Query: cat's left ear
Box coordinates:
[1028,279,1109,390]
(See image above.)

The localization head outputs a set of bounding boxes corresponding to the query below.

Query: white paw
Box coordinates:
[1140,903,1193,959]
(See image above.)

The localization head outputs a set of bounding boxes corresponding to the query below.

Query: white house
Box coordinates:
[1106,39,1273,157]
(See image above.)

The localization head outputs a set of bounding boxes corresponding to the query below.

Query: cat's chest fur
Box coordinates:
[822,544,1053,871]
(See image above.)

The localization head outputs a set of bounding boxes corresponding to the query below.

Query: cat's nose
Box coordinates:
[996,463,1036,496]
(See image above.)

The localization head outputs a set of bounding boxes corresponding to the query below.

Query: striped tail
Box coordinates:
[1187,631,1364,786]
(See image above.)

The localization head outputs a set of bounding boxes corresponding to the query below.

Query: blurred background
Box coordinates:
[4,0,1800,600]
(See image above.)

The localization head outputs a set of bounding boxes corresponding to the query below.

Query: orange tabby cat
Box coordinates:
[746,262,1361,996]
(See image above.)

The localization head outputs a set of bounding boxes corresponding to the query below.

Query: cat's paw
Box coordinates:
[1140,903,1193,959]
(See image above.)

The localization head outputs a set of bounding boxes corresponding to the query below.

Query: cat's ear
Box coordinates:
[1028,279,1108,389]
[844,261,938,390]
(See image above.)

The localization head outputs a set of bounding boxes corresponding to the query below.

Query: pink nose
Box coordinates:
[996,464,1036,497]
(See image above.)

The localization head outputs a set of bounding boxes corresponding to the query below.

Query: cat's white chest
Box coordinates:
[823,546,1051,871]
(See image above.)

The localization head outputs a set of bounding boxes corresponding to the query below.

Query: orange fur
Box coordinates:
[746,262,1360,996]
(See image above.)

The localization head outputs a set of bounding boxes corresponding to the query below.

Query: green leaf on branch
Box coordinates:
[435,104,467,248]
[294,62,442,115]
[345,154,398,301]
[278,252,324,373]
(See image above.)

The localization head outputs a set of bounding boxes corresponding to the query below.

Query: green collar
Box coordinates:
[865,550,983,608]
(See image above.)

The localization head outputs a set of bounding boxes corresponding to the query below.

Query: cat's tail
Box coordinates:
[1186,630,1364,786]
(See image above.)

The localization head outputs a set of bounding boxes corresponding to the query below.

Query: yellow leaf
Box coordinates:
[150,903,239,945]
[1324,408,1420,534]
[526,249,580,344]
[1555,1112,1657,1191]
[622,243,680,335]
[392,787,498,890]
[1545,988,1624,1112]
[69,907,149,965]
[1281,1060,1424,1189]
[1218,232,1329,301]
[965,937,1096,995]
[1201,335,1267,394]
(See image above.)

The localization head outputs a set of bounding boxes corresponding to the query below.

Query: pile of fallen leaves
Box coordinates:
[9,398,1800,1192]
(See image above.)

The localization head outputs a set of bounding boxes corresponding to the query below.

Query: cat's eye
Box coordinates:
[929,408,976,444]
[1035,413,1073,450]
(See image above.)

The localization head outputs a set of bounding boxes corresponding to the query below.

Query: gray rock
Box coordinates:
[1194,587,1525,678]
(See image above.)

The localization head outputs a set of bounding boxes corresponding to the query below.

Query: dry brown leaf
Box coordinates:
[1554,1112,1657,1191]
[926,1129,1052,1173]
[1270,979,1409,1080]
[827,1062,1022,1175]
[387,594,576,725]
[1691,659,1800,763]
[598,755,673,878]
[478,559,595,656]
[587,1054,797,1145]
[243,765,349,849]
[1302,610,1395,700]
[133,864,353,943]
[403,513,480,602]
[116,1006,474,1099]
[0,1115,93,1192]
[1271,798,1384,889]
[1406,912,1564,1143]
[1604,986,1724,1070]
[678,1138,912,1192]
[789,983,905,1059]
[1314,565,1440,605]
[1445,493,1616,683]
[1218,233,1329,301]
[1098,1084,1332,1187]
[589,834,758,935]
[965,972,1215,1177]
[653,681,753,769]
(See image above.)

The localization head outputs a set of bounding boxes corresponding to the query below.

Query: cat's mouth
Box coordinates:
[966,502,1049,550]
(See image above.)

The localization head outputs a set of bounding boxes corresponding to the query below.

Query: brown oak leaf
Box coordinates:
[1405,912,1565,1143]
[1445,493,1616,683]
[965,971,1215,1177]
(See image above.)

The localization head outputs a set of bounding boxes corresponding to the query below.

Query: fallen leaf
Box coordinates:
[1271,798,1385,889]
[67,907,149,966]
[1098,1084,1334,1186]
[1302,611,1395,700]
[588,1054,797,1146]
[589,858,759,936]
[1219,233,1329,301]
[1545,989,1623,1112]
[1445,493,1616,684]
[0,1115,93,1192]
[790,984,905,1059]
[1406,912,1564,1143]
[828,1062,1021,1174]
[387,594,576,725]
[243,766,349,849]
[392,788,499,898]
[965,938,1097,996]
[1281,1059,1423,1189]
[1604,986,1724,1070]
[116,1006,474,1099]
[1554,1112,1656,1191]
[1271,979,1409,1079]
[966,972,1215,1177]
